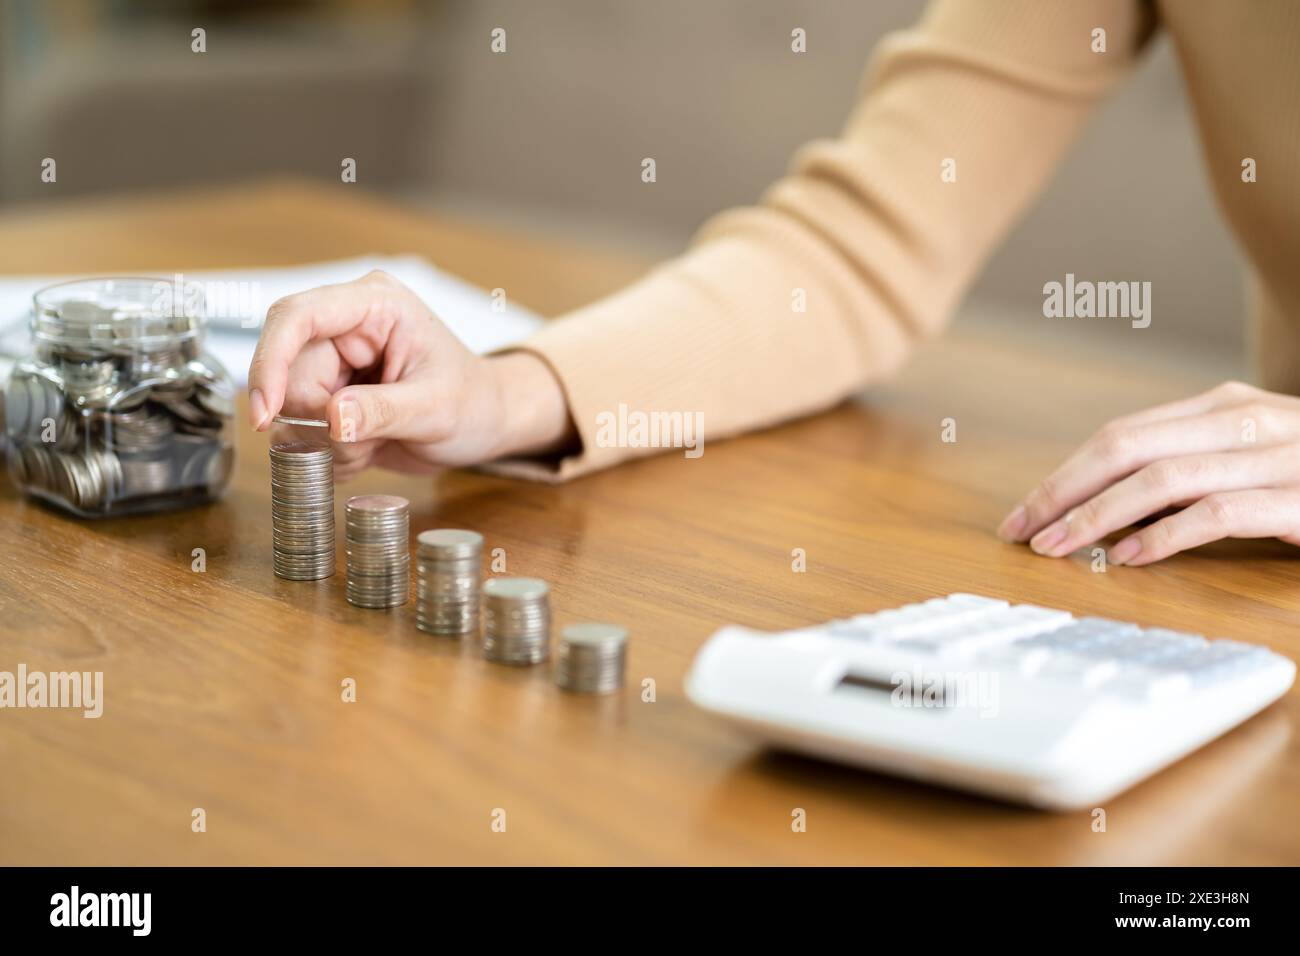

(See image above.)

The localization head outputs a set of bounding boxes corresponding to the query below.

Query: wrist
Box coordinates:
[487,350,577,461]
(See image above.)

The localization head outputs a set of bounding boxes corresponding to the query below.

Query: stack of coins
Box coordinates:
[483,577,551,665]
[10,444,122,511]
[269,441,335,580]
[554,623,628,695]
[415,529,484,636]
[345,495,410,608]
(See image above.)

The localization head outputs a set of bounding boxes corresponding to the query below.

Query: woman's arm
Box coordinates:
[496,0,1156,479]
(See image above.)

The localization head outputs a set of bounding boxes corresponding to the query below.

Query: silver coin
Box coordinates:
[155,394,211,426]
[270,441,334,581]
[483,577,549,602]
[344,495,409,608]
[193,384,235,420]
[272,415,328,428]
[104,404,174,454]
[482,577,550,664]
[120,456,174,497]
[416,528,483,558]
[554,623,628,694]
[414,529,484,637]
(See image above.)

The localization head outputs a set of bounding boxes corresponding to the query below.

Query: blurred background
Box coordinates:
[0,0,1246,372]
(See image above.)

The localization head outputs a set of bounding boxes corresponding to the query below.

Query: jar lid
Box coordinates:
[32,277,205,351]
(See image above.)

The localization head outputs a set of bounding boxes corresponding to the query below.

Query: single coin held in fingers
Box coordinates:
[272,415,329,428]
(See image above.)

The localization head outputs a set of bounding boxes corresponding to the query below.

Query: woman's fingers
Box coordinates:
[1109,488,1300,566]
[327,379,442,444]
[280,339,345,419]
[247,271,403,429]
[1100,379,1258,431]
[246,269,507,480]
[1002,400,1300,542]
[999,382,1300,565]
[1027,446,1300,557]
[330,437,382,482]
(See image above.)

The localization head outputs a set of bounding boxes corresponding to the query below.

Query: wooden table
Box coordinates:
[1,181,1296,865]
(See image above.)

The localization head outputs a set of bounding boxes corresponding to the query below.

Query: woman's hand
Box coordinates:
[998,381,1300,566]
[246,270,573,481]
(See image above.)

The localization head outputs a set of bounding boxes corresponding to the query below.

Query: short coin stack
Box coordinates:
[345,495,410,608]
[554,623,628,695]
[483,577,551,665]
[269,441,335,580]
[415,529,484,636]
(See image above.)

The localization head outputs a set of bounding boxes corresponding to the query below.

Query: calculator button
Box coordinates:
[978,644,1053,676]
[827,594,1007,642]
[1105,668,1193,704]
[1165,640,1276,687]
[1036,654,1120,690]
[906,605,1071,657]
[1016,619,1139,656]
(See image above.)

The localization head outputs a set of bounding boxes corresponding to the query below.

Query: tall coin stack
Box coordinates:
[345,495,410,608]
[482,577,551,665]
[554,623,628,695]
[269,441,335,580]
[415,529,484,636]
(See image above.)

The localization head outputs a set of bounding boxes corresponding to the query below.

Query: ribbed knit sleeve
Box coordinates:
[487,0,1155,481]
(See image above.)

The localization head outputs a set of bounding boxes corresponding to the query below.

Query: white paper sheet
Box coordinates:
[0,255,543,385]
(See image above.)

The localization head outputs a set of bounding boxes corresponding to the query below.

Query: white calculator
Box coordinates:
[684,594,1296,809]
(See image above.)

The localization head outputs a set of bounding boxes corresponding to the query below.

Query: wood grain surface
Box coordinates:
[1,181,1296,865]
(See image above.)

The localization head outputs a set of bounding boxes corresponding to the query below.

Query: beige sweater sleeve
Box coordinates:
[489,0,1156,481]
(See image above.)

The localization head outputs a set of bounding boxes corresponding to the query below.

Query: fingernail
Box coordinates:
[1109,535,1141,565]
[1030,519,1070,556]
[997,504,1027,541]
[335,398,359,443]
[249,388,268,430]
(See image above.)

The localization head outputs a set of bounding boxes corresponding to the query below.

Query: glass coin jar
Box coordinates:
[3,277,236,517]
